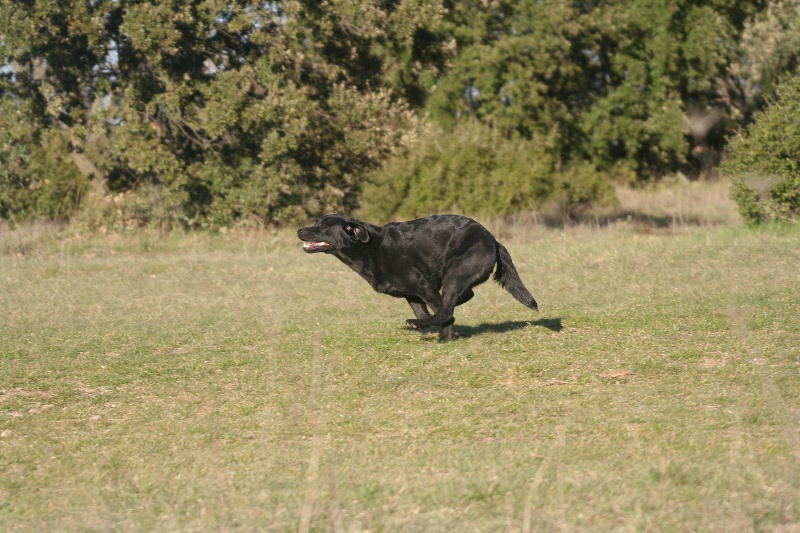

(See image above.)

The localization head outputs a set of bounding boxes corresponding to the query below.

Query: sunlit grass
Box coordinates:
[1,216,799,530]
[612,175,740,227]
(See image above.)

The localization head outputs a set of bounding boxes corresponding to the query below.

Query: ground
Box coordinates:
[1,180,798,531]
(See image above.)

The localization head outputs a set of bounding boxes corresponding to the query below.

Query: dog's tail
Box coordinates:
[494,242,539,312]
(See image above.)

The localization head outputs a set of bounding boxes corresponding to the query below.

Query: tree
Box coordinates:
[0,98,89,223]
[722,75,800,224]
[425,1,786,181]
[726,0,800,121]
[4,1,800,227]
[0,0,449,227]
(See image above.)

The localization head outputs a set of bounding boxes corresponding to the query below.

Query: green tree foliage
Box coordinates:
[426,1,798,181]
[0,0,448,227]
[731,0,800,116]
[364,0,800,221]
[0,99,89,223]
[360,121,555,219]
[722,75,800,224]
[359,120,616,222]
[3,1,800,227]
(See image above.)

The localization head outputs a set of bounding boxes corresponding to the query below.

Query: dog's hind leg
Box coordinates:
[457,289,475,306]
[406,248,494,339]
[425,290,473,342]
[438,319,455,342]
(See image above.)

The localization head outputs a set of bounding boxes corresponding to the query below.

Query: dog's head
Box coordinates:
[297,214,371,254]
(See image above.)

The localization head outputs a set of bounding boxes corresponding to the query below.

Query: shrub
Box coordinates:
[0,100,89,224]
[358,121,616,222]
[550,163,620,222]
[722,76,800,224]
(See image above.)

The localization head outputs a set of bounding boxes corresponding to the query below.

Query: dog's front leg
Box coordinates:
[405,297,447,341]
[406,307,456,343]
[406,297,430,320]
[406,298,455,342]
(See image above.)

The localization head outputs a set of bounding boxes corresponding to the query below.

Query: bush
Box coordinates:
[722,76,800,224]
[358,121,616,222]
[0,100,89,224]
[75,185,182,233]
[550,163,620,222]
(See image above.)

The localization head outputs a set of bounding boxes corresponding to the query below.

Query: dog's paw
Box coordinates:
[406,319,421,330]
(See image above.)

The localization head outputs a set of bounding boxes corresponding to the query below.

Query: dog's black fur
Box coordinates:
[297,214,538,342]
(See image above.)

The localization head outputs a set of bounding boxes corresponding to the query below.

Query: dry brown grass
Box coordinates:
[481,177,740,245]
[613,176,739,227]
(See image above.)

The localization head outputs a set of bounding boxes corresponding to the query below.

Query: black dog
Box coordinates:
[297,214,538,342]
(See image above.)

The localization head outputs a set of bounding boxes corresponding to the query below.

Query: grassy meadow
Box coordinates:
[1,181,799,531]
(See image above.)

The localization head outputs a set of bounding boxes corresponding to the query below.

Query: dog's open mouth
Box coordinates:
[302,241,332,253]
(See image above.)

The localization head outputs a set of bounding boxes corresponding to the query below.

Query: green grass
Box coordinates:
[1,223,799,531]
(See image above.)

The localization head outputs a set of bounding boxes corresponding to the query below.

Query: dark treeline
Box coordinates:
[1,0,799,228]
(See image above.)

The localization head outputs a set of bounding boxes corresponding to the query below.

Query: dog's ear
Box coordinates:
[354,226,369,243]
[344,223,370,243]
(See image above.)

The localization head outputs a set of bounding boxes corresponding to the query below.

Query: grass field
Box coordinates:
[2,202,799,530]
